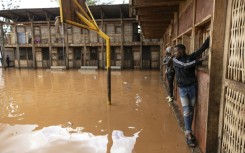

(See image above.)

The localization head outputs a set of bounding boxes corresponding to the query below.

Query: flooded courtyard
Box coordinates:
[0,68,190,153]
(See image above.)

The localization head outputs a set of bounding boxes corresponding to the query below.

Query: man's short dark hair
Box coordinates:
[175,44,186,51]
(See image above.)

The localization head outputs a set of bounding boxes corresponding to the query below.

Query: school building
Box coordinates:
[0,1,244,152]
[0,4,160,70]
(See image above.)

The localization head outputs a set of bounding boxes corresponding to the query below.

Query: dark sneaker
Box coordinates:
[190,133,196,141]
[186,137,196,147]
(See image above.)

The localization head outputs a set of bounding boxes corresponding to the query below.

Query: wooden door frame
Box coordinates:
[218,0,232,152]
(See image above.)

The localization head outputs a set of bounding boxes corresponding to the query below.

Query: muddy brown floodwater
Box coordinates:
[0,68,190,153]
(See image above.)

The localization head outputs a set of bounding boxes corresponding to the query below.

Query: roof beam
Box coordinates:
[135,2,181,8]
[7,11,24,21]
[25,10,43,20]
[43,11,51,20]
[135,0,185,5]
[136,5,178,15]
[144,32,164,36]
[99,7,108,18]
[138,14,174,21]
[140,20,171,25]
[143,28,167,32]
[143,34,163,39]
[43,9,55,19]
[144,32,164,35]
[26,11,34,20]
[140,24,169,28]
[119,5,124,18]
[143,33,165,38]
[141,25,169,29]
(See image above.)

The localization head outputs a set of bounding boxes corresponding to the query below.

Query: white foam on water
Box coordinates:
[110,130,141,153]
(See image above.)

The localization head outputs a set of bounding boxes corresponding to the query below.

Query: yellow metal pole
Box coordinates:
[59,0,111,105]
[85,3,99,29]
[106,38,111,105]
[66,20,95,31]
[58,0,63,23]
[97,30,111,105]
[72,0,92,21]
[75,11,97,30]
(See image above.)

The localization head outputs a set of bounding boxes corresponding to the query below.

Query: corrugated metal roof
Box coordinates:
[0,4,130,22]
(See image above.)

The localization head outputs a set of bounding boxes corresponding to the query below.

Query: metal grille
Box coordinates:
[221,1,245,153]
[227,0,245,83]
[222,87,245,153]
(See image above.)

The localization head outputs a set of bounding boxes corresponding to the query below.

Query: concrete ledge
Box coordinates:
[134,66,141,69]
[50,66,66,70]
[111,66,121,70]
[104,66,122,70]
[80,66,98,70]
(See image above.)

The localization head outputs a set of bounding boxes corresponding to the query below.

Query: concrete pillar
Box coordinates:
[140,33,143,69]
[206,0,228,152]
[47,20,52,68]
[14,24,20,68]
[31,21,36,68]
[120,18,124,69]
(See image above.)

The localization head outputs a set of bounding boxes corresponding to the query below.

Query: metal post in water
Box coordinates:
[59,0,112,105]
[106,38,111,105]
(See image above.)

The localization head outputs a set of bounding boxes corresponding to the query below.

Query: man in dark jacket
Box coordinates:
[172,37,210,147]
[162,46,175,102]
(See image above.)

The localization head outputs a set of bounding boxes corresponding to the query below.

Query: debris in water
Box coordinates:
[101,129,107,132]
[135,94,142,104]
[67,122,72,126]
[128,127,135,129]
[62,122,73,128]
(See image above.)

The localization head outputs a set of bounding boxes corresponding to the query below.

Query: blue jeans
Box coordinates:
[178,84,197,135]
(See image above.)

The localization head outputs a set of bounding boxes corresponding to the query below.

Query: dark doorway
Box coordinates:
[19,47,33,67]
[124,47,133,69]
[142,46,151,69]
[57,47,65,66]
[111,47,116,66]
[74,47,82,68]
[90,47,98,66]
[74,47,81,60]
[42,48,50,68]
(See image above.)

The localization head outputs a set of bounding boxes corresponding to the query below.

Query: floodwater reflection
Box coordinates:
[0,124,140,153]
[0,69,190,153]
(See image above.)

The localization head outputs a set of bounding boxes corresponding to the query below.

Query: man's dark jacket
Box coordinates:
[173,37,209,87]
